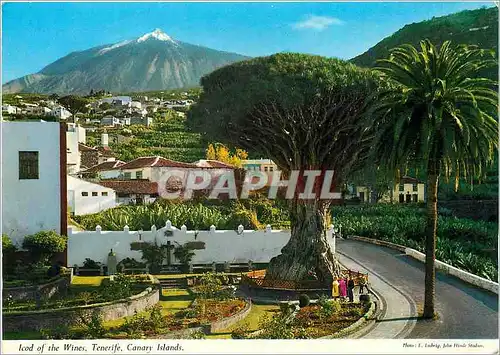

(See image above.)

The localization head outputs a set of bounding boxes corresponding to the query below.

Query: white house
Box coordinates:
[51,106,72,120]
[2,105,20,114]
[1,121,67,246]
[67,176,117,216]
[101,115,120,126]
[130,101,142,109]
[80,160,125,179]
[66,124,86,175]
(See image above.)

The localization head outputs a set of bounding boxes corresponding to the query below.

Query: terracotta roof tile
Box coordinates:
[97,180,158,195]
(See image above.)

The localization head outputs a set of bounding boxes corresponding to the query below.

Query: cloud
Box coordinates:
[292,15,344,31]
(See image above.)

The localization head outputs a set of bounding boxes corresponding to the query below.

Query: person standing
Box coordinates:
[347,278,355,302]
[359,276,367,294]
[339,278,347,301]
[332,278,340,299]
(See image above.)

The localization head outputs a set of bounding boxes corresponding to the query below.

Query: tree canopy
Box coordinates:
[189,53,383,183]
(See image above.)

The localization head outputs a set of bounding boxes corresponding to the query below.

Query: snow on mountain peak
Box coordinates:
[137,28,175,43]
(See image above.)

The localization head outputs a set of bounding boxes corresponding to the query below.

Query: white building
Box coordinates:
[67,176,117,216]
[130,101,142,109]
[2,105,20,114]
[101,115,120,126]
[1,122,67,245]
[51,106,72,120]
[66,124,86,175]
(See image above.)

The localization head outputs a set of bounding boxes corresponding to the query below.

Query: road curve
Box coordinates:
[336,238,498,339]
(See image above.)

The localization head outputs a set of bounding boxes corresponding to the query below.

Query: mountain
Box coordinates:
[3,29,250,94]
[351,7,498,69]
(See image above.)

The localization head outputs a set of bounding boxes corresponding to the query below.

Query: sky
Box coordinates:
[1,1,494,83]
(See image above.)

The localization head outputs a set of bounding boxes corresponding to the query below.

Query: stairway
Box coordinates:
[159,278,187,289]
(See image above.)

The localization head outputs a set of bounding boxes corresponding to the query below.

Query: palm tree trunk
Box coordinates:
[423,163,439,319]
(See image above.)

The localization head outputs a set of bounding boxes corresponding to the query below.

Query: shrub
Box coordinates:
[78,310,106,339]
[318,296,341,318]
[2,234,17,274]
[22,231,67,264]
[258,314,295,339]
[197,272,223,299]
[231,322,250,339]
[40,324,72,339]
[173,242,196,271]
[190,330,207,339]
[82,258,102,269]
[2,234,16,254]
[117,257,146,269]
[298,294,310,308]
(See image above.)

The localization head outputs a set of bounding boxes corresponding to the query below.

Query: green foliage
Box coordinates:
[317,296,341,319]
[138,242,169,273]
[231,322,250,339]
[58,95,90,117]
[109,115,205,162]
[117,257,146,269]
[22,231,67,264]
[77,310,106,339]
[173,242,196,266]
[121,305,168,337]
[2,234,16,253]
[74,198,289,231]
[332,204,498,280]
[189,330,207,339]
[189,53,382,178]
[197,272,223,299]
[40,324,72,339]
[352,6,498,78]
[98,274,134,301]
[298,294,310,308]
[258,313,295,339]
[82,258,102,269]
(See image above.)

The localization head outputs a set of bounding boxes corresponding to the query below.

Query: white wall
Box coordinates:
[1,122,62,245]
[67,224,291,267]
[67,176,117,215]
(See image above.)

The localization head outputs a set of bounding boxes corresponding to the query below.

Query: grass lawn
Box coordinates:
[71,276,107,286]
[205,304,279,339]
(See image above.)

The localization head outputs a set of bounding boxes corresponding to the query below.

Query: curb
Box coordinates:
[348,235,499,295]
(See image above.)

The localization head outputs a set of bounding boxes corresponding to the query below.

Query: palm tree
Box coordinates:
[369,39,498,318]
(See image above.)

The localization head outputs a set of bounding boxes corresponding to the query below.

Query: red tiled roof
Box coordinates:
[119,156,198,170]
[78,143,97,152]
[193,159,235,169]
[97,180,158,195]
[81,160,125,173]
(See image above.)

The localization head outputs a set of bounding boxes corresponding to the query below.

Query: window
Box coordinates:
[412,183,418,192]
[399,184,404,192]
[269,167,274,172]
[82,192,88,196]
[102,192,108,196]
[136,171,143,179]
[92,192,98,196]
[19,151,39,179]
[124,172,132,180]
[264,167,268,172]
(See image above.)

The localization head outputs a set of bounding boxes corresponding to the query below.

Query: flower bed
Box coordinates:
[292,302,369,338]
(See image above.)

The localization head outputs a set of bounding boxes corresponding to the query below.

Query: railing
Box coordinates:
[242,269,369,290]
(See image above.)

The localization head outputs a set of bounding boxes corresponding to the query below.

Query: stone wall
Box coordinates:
[3,287,160,332]
[3,274,71,301]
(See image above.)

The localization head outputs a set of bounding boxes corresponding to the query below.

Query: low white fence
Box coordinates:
[67,221,292,267]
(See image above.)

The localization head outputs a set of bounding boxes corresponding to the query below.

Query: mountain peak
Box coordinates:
[137,28,175,43]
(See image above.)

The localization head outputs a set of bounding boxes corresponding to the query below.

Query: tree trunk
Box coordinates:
[423,166,439,319]
[265,199,340,284]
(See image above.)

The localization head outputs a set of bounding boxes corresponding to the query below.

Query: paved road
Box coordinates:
[336,238,498,339]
